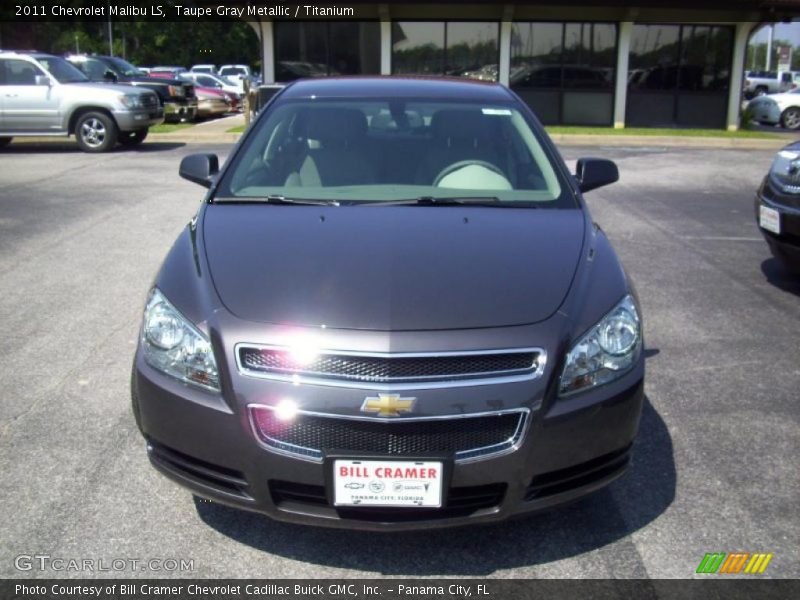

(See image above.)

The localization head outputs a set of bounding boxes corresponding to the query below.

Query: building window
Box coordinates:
[274,22,380,82]
[392,22,499,81]
[627,24,733,128]
[510,22,617,126]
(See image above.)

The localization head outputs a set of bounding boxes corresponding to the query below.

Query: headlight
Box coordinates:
[119,94,144,109]
[769,149,800,194]
[141,289,220,391]
[559,295,641,396]
[167,85,185,97]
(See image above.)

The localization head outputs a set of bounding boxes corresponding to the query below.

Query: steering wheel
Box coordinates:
[433,160,508,187]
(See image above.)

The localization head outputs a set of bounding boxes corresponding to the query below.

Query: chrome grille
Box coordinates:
[141,93,159,108]
[249,406,527,462]
[237,345,544,388]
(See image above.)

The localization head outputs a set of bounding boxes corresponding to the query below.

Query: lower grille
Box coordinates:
[524,444,631,501]
[270,480,506,521]
[250,406,527,462]
[148,441,251,500]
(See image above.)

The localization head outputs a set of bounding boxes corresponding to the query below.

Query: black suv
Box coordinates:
[65,54,197,123]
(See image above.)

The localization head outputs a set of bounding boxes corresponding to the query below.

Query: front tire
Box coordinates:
[780,107,800,130]
[119,129,148,146]
[0,137,12,148]
[75,111,118,152]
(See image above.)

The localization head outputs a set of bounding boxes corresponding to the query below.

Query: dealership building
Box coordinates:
[242,0,799,130]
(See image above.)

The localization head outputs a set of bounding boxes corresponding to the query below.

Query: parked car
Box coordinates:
[179,72,242,101]
[191,64,217,75]
[151,66,188,78]
[746,88,800,130]
[743,70,795,98]
[65,54,198,123]
[218,64,253,87]
[0,51,162,152]
[131,77,644,530]
[193,86,231,118]
[755,141,800,273]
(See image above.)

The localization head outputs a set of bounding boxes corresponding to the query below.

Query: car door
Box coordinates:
[0,58,62,133]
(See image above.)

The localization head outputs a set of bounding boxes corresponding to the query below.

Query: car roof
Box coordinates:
[279,76,513,102]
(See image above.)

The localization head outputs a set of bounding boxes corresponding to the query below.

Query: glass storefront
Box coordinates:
[510,22,617,125]
[274,22,381,82]
[627,24,733,127]
[268,19,737,130]
[392,22,500,80]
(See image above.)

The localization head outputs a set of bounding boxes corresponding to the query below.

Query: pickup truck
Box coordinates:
[0,51,163,152]
[65,54,197,123]
[743,70,796,98]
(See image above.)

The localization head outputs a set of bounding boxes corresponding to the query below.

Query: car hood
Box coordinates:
[68,81,155,96]
[203,205,585,331]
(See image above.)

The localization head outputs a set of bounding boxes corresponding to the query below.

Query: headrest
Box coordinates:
[431,109,491,143]
[302,108,367,145]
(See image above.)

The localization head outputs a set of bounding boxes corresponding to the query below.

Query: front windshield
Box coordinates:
[217,98,569,206]
[107,57,142,77]
[37,56,88,83]
[221,67,245,76]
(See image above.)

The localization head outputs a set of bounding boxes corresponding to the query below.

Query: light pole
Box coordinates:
[766,24,773,71]
[107,0,113,55]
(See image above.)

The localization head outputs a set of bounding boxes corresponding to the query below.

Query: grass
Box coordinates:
[149,122,194,134]
[545,125,783,139]
[226,125,246,134]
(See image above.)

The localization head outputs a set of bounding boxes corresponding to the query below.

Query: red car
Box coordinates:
[151,71,238,118]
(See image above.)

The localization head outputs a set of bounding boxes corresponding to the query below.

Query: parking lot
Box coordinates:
[0,140,798,579]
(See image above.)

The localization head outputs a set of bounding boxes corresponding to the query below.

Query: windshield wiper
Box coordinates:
[368,196,507,207]
[218,195,340,206]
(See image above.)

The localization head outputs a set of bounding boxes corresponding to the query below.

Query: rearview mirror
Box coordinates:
[575,158,619,193]
[179,153,219,188]
[35,75,51,87]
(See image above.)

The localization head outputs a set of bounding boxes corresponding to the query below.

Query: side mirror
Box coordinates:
[103,70,117,83]
[35,75,51,87]
[575,158,619,193]
[179,153,219,188]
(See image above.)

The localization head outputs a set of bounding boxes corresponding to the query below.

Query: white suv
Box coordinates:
[0,51,163,152]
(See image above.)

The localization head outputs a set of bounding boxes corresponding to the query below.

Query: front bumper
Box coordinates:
[133,348,644,531]
[114,107,164,131]
[755,193,800,271]
[747,100,780,125]
[164,100,198,123]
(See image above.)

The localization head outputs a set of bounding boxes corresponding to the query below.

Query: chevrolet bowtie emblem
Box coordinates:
[361,394,416,417]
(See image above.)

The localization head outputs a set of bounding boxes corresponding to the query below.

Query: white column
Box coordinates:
[379,4,392,75]
[613,21,633,129]
[498,5,514,86]
[499,21,512,86]
[727,23,754,131]
[262,21,275,84]
[380,21,392,75]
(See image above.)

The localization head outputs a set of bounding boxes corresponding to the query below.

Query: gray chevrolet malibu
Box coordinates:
[132,77,644,530]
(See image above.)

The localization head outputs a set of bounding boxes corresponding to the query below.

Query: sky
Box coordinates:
[750,21,800,46]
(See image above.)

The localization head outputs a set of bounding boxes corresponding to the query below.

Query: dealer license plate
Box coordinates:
[760,205,781,234]
[333,459,443,507]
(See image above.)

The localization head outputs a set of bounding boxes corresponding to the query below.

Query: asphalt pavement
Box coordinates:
[0,140,798,579]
